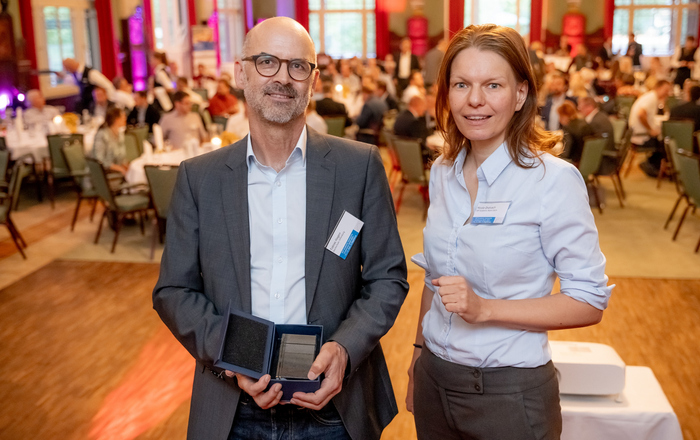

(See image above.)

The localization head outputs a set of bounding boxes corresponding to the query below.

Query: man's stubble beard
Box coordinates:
[245,81,313,125]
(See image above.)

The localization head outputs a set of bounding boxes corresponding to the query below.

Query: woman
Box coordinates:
[406,24,612,440]
[558,100,594,164]
[93,107,128,175]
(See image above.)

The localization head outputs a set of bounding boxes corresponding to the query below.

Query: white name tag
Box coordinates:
[325,211,364,259]
[471,202,511,225]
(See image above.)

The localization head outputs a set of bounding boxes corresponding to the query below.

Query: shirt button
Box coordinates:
[277,257,283,263]
[276,181,281,187]
[275,293,280,299]
[277,218,282,224]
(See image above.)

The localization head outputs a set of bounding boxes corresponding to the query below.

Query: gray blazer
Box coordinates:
[153,128,409,440]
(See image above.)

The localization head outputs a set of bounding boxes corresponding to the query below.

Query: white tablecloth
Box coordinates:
[561,366,682,440]
[125,144,215,184]
[4,128,96,161]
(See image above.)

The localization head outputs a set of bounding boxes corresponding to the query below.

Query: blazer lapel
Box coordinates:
[305,130,336,316]
[221,138,252,313]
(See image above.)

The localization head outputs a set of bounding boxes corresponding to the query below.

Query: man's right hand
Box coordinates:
[225,371,283,409]
[405,346,422,414]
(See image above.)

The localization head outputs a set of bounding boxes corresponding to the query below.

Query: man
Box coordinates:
[394,37,420,98]
[597,37,614,68]
[402,71,425,105]
[381,54,398,98]
[208,79,240,117]
[111,77,136,111]
[24,89,60,126]
[626,33,643,69]
[153,17,408,440]
[315,79,351,127]
[376,80,398,111]
[670,85,700,132]
[158,91,208,149]
[62,58,115,113]
[127,90,160,132]
[176,77,206,108]
[423,39,447,88]
[541,75,576,131]
[671,36,699,88]
[629,80,672,177]
[336,62,361,97]
[88,87,115,121]
[579,97,617,175]
[193,63,215,88]
[355,84,388,144]
[394,95,430,144]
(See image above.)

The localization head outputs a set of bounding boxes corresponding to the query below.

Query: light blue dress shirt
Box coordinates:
[421,143,613,368]
[247,127,307,325]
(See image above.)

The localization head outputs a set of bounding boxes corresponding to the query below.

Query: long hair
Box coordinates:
[435,24,560,167]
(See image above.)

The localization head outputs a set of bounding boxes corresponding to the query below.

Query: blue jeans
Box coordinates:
[229,394,351,440]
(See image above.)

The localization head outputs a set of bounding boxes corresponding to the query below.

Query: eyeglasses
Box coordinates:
[242,53,316,81]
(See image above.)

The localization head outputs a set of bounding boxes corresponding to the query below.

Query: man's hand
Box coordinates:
[432,276,488,324]
[225,371,283,410]
[405,346,422,413]
[289,341,348,410]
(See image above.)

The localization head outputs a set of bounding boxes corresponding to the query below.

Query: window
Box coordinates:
[309,0,376,59]
[613,0,700,56]
[32,0,97,98]
[464,0,531,37]
[150,0,191,77]
[217,0,245,66]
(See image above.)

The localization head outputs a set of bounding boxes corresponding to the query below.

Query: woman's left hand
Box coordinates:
[432,276,488,324]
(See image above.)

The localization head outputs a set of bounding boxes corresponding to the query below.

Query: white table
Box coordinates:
[4,127,96,161]
[125,144,215,184]
[561,366,683,440]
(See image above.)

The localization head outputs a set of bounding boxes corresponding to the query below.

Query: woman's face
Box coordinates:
[448,47,527,153]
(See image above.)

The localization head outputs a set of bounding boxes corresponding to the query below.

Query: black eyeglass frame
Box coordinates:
[241,53,317,81]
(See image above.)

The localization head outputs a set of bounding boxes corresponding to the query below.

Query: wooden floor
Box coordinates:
[0,262,698,440]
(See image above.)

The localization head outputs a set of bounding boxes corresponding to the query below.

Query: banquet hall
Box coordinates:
[0,0,699,439]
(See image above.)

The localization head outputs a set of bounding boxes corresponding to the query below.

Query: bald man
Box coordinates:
[153,17,408,440]
[24,89,60,127]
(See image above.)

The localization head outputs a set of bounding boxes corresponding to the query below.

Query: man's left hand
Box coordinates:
[289,341,348,410]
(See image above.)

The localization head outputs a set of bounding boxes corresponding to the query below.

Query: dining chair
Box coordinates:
[598,128,633,207]
[670,149,700,252]
[192,88,209,101]
[615,95,636,120]
[124,132,142,163]
[323,116,346,138]
[0,158,32,258]
[578,137,608,214]
[86,157,150,253]
[381,129,402,192]
[61,142,99,231]
[126,126,149,155]
[46,133,84,208]
[609,117,627,146]
[392,136,429,218]
[0,149,8,191]
[657,120,694,187]
[201,109,213,131]
[212,115,229,130]
[144,165,179,259]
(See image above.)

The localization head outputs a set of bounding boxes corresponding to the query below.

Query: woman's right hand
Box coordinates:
[406,346,422,413]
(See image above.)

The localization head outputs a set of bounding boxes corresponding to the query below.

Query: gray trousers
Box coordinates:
[413,348,562,440]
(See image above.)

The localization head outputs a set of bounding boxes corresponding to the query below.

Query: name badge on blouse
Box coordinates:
[325,211,364,259]
[471,202,511,224]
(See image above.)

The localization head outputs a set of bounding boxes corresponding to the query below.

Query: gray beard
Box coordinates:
[245,83,312,125]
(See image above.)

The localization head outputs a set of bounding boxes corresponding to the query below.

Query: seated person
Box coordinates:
[401,71,425,105]
[557,100,594,164]
[176,77,206,108]
[394,95,431,144]
[92,107,129,175]
[158,91,209,150]
[670,85,700,132]
[376,80,398,111]
[207,79,239,117]
[88,87,115,122]
[24,89,60,127]
[316,79,351,127]
[127,90,161,132]
[578,96,617,174]
[355,84,388,145]
[111,77,136,110]
[305,100,327,134]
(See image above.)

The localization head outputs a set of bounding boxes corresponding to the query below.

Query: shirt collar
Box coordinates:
[453,142,513,186]
[246,125,307,171]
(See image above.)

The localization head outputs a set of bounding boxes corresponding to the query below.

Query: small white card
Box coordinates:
[325,211,364,259]
[471,202,511,225]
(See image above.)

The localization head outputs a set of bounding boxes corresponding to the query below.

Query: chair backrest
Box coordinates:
[674,150,700,205]
[192,88,209,101]
[609,117,627,145]
[212,115,228,129]
[662,120,694,153]
[144,165,179,219]
[666,96,683,111]
[324,116,346,137]
[578,137,607,179]
[201,109,213,131]
[47,134,84,176]
[191,103,200,113]
[615,96,636,119]
[61,141,87,183]
[86,157,117,209]
[123,132,141,162]
[126,126,148,155]
[616,128,634,171]
[2,156,32,214]
[0,149,8,184]
[393,137,428,185]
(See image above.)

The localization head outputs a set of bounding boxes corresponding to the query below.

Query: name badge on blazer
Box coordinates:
[471,202,511,224]
[325,211,364,259]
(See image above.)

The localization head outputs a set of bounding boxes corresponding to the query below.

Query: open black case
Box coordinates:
[214,304,323,401]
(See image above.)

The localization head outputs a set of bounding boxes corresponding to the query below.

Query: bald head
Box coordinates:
[63,58,79,73]
[27,89,45,110]
[242,17,316,64]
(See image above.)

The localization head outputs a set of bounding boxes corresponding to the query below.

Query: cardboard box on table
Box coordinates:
[214,305,323,401]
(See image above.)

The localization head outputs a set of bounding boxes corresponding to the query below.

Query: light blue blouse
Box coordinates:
[420,143,613,368]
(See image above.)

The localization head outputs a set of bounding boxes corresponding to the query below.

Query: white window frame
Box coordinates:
[464,0,529,36]
[614,0,700,56]
[32,0,91,99]
[309,1,375,59]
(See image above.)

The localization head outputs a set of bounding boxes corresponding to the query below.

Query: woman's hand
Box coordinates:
[405,346,422,413]
[432,276,489,324]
